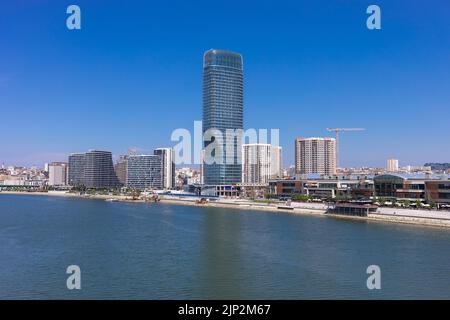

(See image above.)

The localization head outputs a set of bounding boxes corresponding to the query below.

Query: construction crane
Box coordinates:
[128,146,141,156]
[326,128,366,168]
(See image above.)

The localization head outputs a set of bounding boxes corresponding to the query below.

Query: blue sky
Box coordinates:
[1,0,449,168]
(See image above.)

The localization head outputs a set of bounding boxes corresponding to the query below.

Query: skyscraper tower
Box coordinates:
[202,49,244,185]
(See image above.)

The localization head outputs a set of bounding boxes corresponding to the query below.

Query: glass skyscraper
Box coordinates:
[202,49,243,185]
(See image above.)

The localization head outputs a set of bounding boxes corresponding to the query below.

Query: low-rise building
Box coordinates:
[425,180,450,204]
[201,185,241,197]
[269,175,374,200]
[374,174,425,200]
[373,174,450,204]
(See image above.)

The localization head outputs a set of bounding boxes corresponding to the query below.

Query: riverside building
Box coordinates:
[154,148,175,189]
[295,137,336,176]
[68,150,119,188]
[48,162,68,186]
[242,144,282,184]
[114,155,128,186]
[84,150,120,188]
[68,153,86,186]
[202,49,244,185]
[126,154,163,191]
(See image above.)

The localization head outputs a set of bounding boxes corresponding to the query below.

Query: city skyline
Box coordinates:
[1,1,450,167]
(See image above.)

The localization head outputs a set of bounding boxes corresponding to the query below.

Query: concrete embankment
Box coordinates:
[326,213,450,229]
[368,213,450,228]
[160,196,450,228]
[160,196,327,216]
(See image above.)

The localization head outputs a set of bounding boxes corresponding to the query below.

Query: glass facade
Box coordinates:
[68,151,120,188]
[203,49,243,185]
[84,150,120,189]
[126,155,162,191]
[68,153,86,186]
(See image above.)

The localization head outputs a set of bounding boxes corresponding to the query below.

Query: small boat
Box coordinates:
[105,198,119,202]
[277,205,294,210]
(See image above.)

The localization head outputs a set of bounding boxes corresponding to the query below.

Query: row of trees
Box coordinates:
[264,191,438,209]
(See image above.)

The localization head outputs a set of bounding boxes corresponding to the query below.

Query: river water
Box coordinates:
[0,194,449,299]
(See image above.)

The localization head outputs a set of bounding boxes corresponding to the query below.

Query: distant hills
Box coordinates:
[424,163,450,171]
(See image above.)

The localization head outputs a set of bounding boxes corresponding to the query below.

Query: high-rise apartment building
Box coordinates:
[387,159,399,172]
[126,155,162,191]
[114,155,128,186]
[68,150,119,188]
[200,149,205,185]
[295,137,336,176]
[68,153,86,186]
[154,148,175,189]
[271,146,283,180]
[48,162,68,186]
[202,49,243,185]
[242,144,283,184]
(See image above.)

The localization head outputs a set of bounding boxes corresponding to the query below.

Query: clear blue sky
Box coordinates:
[1,0,449,168]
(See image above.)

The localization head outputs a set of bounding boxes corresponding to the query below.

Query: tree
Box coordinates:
[428,200,437,209]
[292,194,310,202]
[131,189,141,200]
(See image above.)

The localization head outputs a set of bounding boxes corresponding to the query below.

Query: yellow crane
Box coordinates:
[326,128,366,168]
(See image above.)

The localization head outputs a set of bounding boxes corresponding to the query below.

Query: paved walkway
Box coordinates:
[377,207,450,220]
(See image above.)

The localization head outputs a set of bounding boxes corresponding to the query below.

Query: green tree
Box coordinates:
[428,200,437,209]
[292,194,310,202]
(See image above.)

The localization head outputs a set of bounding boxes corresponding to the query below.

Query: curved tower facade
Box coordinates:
[202,49,243,185]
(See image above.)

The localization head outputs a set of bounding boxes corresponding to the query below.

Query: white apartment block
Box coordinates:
[48,162,68,186]
[295,137,336,176]
[242,144,283,184]
[154,148,175,189]
[387,159,399,172]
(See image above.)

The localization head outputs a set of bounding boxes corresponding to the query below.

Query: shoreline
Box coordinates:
[2,191,450,229]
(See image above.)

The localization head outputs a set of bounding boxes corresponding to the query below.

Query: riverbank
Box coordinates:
[159,197,326,217]
[2,191,450,229]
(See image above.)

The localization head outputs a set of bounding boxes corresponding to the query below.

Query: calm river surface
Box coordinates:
[1,194,449,299]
